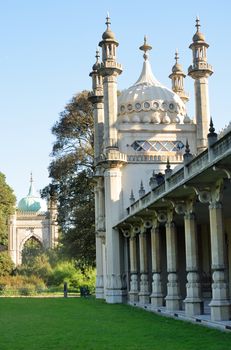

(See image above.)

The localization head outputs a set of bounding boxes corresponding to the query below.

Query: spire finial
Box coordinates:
[106,12,111,29]
[166,157,171,170]
[95,48,100,62]
[139,180,146,197]
[165,158,172,177]
[175,49,179,63]
[139,35,152,61]
[185,139,190,154]
[207,117,217,145]
[28,172,35,196]
[129,189,135,204]
[196,16,201,32]
[209,117,215,134]
[183,139,193,163]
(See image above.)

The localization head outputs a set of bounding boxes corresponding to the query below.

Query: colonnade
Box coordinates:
[126,180,230,322]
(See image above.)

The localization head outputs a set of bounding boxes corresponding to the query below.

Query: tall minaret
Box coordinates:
[188,17,213,153]
[169,50,189,104]
[99,14,122,151]
[89,49,105,299]
[97,16,126,304]
[89,49,104,163]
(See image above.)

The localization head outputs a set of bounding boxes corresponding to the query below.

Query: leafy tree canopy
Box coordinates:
[0,251,14,276]
[43,91,95,266]
[0,172,16,246]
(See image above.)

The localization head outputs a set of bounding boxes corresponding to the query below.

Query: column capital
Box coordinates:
[186,178,224,205]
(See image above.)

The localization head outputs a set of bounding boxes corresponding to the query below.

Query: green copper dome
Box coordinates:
[17,174,47,212]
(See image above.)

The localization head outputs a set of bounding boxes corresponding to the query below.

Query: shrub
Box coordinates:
[0,275,46,295]
[48,260,76,286]
[70,266,96,293]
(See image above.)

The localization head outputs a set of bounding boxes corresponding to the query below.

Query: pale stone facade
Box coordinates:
[90,16,231,328]
[8,177,58,266]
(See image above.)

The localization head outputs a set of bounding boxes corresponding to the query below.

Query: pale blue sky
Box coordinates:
[0,0,231,202]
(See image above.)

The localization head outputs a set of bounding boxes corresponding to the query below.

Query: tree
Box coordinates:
[0,172,16,246]
[44,91,95,266]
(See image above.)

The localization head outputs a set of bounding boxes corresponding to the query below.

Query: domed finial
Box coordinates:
[139,35,152,61]
[30,172,33,183]
[195,16,201,32]
[106,12,111,29]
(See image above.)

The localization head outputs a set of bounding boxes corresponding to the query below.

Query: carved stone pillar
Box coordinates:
[183,203,202,316]
[195,180,230,321]
[165,210,181,311]
[95,234,105,299]
[150,218,163,307]
[138,229,150,304]
[129,234,139,303]
[208,189,230,321]
[97,177,105,232]
[104,168,126,303]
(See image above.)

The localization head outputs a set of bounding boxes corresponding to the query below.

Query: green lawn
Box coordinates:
[0,298,230,350]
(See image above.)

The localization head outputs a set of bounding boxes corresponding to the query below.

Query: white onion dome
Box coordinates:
[17,175,47,213]
[118,40,187,123]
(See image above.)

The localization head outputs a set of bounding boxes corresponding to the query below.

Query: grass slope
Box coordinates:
[0,298,230,350]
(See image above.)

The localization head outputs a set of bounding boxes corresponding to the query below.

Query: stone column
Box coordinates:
[94,176,105,299]
[138,229,150,304]
[150,219,163,307]
[104,167,126,303]
[95,234,104,299]
[129,234,139,303]
[103,75,118,148]
[8,213,17,265]
[184,210,202,316]
[194,78,210,152]
[97,177,105,232]
[165,213,181,311]
[209,199,230,321]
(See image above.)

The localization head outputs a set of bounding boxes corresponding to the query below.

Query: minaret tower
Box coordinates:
[89,50,105,299]
[97,16,126,304]
[99,14,122,151]
[89,49,104,162]
[169,50,189,104]
[188,17,213,153]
